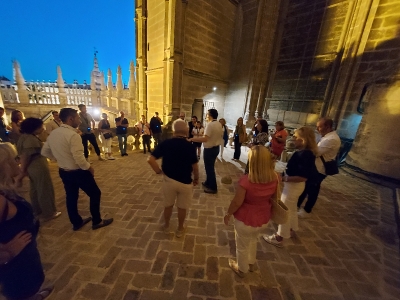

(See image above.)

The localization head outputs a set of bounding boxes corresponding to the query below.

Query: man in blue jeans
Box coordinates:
[189,109,222,194]
[115,111,129,156]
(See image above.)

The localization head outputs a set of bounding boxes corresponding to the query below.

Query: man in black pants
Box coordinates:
[189,109,221,194]
[42,108,113,231]
[149,112,163,147]
[77,104,105,162]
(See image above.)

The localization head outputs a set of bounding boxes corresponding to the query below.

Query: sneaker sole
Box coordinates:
[262,235,283,248]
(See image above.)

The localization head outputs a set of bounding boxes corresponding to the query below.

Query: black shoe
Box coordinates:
[204,187,217,194]
[202,182,208,188]
[121,154,124,157]
[124,153,128,156]
[73,217,92,231]
[92,218,114,230]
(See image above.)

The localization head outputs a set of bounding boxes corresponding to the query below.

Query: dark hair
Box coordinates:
[191,116,198,120]
[320,117,334,129]
[78,104,85,110]
[11,110,24,123]
[59,108,78,123]
[258,119,269,133]
[52,110,58,115]
[275,121,284,127]
[208,109,218,119]
[20,118,43,134]
[155,112,159,115]
[0,107,4,111]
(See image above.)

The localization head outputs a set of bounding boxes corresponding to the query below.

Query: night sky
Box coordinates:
[0,0,135,84]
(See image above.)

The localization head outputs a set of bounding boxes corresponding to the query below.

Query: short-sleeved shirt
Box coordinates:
[253,132,269,145]
[78,112,94,134]
[203,120,223,148]
[17,134,46,172]
[151,137,198,184]
[271,129,288,156]
[233,175,278,227]
[286,149,318,180]
[115,117,129,134]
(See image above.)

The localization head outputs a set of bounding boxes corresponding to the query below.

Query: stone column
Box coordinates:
[135,0,148,118]
[56,66,67,105]
[243,0,282,125]
[13,61,29,104]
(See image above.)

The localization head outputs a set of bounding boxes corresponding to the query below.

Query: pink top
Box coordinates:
[233,174,278,227]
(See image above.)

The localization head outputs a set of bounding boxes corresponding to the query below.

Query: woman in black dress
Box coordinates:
[0,143,53,300]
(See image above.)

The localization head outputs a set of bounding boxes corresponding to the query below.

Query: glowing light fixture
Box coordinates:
[213,87,217,91]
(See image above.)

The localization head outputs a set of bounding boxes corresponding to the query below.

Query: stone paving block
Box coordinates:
[123,289,141,300]
[119,248,144,260]
[190,281,219,297]
[178,264,205,279]
[106,273,133,300]
[270,262,299,275]
[79,283,111,300]
[194,244,206,265]
[145,240,160,259]
[98,246,122,268]
[250,285,283,300]
[183,234,195,253]
[235,285,252,300]
[124,259,152,273]
[275,275,298,300]
[131,273,162,289]
[54,280,82,300]
[171,279,190,300]
[54,265,80,292]
[151,250,169,274]
[102,259,126,284]
[161,262,179,290]
[334,281,356,300]
[206,257,219,280]
[74,266,108,282]
[196,236,217,244]
[169,252,194,265]
[219,269,234,297]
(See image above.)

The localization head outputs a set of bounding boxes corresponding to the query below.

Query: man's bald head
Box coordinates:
[173,119,189,137]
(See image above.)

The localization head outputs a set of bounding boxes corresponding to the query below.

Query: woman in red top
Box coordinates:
[270,121,288,158]
[223,146,279,277]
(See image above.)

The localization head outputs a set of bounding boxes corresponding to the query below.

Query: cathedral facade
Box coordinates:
[135,0,400,180]
[0,55,137,122]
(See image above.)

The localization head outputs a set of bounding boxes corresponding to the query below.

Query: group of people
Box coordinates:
[148,110,341,279]
[0,101,341,298]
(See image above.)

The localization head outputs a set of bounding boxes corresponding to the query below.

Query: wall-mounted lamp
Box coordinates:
[213,87,217,91]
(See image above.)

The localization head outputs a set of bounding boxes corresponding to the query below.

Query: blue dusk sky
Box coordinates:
[0,0,135,84]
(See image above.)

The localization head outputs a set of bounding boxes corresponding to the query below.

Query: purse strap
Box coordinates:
[272,172,282,203]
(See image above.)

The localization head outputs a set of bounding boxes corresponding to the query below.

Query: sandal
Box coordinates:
[228,259,245,278]
[34,285,54,300]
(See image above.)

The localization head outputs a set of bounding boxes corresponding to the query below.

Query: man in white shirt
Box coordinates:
[297,117,341,217]
[45,111,62,134]
[42,108,113,231]
[189,109,221,194]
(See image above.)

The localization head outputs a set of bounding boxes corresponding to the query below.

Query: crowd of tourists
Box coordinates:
[0,104,340,299]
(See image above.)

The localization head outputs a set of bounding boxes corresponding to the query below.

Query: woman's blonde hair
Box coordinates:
[248,145,276,183]
[295,126,319,156]
[0,143,18,200]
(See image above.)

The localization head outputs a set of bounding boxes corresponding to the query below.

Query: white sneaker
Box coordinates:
[86,157,92,164]
[108,156,115,160]
[297,208,311,218]
[262,234,283,248]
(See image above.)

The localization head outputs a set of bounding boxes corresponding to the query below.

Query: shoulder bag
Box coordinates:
[270,173,289,224]
[320,156,339,175]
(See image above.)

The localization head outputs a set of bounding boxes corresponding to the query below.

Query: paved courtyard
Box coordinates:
[6,146,400,300]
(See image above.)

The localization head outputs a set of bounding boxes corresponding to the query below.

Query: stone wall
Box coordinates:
[146,0,166,118]
[338,0,400,138]
[266,0,349,125]
[181,0,237,121]
[342,1,400,179]
[224,0,259,125]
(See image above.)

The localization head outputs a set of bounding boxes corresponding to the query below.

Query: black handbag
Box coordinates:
[103,132,113,140]
[320,156,339,175]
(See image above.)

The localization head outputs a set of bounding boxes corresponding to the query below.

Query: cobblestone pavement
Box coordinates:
[6,146,400,300]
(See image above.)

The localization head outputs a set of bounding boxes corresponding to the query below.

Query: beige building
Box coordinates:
[2,55,137,123]
[135,0,400,180]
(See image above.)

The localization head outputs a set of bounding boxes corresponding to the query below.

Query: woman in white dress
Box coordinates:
[98,113,115,160]
[192,121,204,160]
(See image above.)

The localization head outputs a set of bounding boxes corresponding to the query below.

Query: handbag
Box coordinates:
[320,156,339,175]
[270,173,289,224]
[103,132,113,140]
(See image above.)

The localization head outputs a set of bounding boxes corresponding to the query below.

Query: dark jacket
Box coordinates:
[150,116,163,134]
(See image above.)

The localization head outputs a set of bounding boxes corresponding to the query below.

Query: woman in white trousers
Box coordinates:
[224,146,278,277]
[263,126,318,247]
